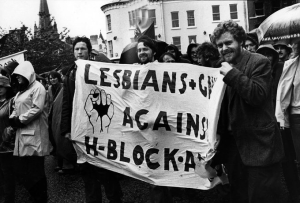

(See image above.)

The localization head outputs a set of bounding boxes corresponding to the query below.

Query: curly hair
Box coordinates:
[211,20,246,45]
[196,42,220,61]
[73,36,92,54]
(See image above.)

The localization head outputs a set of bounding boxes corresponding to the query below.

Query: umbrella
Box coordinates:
[257,3,300,45]
[119,40,168,64]
[119,42,139,64]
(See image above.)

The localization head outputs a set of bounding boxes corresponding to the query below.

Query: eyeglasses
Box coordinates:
[49,78,57,80]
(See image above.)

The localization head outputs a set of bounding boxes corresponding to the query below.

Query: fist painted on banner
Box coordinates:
[84,88,114,134]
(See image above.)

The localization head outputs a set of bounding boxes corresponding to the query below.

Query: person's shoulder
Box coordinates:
[248,51,270,64]
[179,57,191,63]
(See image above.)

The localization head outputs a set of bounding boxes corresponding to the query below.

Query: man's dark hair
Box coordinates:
[73,36,92,54]
[196,42,220,61]
[137,35,157,53]
[211,20,247,45]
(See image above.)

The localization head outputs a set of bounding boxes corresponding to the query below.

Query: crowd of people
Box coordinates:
[0,19,300,203]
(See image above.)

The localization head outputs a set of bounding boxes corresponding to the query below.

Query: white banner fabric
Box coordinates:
[72,60,226,190]
[0,50,26,68]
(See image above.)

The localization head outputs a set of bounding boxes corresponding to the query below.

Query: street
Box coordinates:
[0,155,235,203]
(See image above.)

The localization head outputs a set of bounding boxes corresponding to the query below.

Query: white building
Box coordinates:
[101,0,249,60]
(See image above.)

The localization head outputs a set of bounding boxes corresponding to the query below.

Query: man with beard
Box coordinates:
[136,36,174,203]
[274,42,292,62]
[137,35,157,64]
[212,20,284,203]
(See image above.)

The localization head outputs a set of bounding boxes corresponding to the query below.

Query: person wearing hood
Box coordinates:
[244,33,258,53]
[165,44,190,63]
[256,44,282,108]
[9,61,51,203]
[186,43,200,65]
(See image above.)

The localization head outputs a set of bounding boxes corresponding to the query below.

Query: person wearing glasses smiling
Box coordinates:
[186,43,200,65]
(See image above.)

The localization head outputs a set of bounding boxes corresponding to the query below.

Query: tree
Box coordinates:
[0,24,74,74]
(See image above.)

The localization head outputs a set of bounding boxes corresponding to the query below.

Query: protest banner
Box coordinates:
[0,50,26,68]
[72,60,226,189]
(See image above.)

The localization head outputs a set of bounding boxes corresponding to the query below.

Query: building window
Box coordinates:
[172,37,181,51]
[171,12,179,28]
[188,35,197,44]
[129,12,134,27]
[106,15,111,31]
[212,5,220,21]
[108,40,113,58]
[254,2,265,16]
[131,10,137,27]
[230,4,238,19]
[187,10,195,27]
[148,9,156,25]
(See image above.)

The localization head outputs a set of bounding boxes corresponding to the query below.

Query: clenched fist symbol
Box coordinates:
[84,88,114,133]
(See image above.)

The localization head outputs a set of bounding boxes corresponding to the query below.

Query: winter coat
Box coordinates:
[10,61,52,156]
[218,50,284,166]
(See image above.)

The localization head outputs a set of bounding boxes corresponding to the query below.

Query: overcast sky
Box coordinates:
[0,0,111,38]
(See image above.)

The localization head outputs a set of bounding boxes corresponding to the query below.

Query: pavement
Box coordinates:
[0,155,291,203]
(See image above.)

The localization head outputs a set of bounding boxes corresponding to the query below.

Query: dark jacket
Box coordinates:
[60,64,76,137]
[218,50,284,166]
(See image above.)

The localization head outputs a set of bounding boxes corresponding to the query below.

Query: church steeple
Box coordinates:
[35,0,58,39]
[38,0,51,29]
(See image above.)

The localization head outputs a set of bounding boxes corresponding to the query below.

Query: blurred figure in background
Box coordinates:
[274,42,292,62]
[244,33,258,53]
[196,42,221,68]
[257,44,300,202]
[165,44,190,63]
[186,43,200,65]
[159,52,176,63]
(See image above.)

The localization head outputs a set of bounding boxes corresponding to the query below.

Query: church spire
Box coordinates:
[39,0,51,29]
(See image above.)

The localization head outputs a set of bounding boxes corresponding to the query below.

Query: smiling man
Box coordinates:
[212,20,284,203]
[137,35,157,64]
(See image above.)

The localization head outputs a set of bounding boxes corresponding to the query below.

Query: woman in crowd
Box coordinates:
[0,74,16,203]
[186,43,200,65]
[48,70,75,174]
[9,61,52,203]
[159,52,176,63]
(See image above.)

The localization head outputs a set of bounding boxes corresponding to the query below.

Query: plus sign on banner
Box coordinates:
[72,60,227,190]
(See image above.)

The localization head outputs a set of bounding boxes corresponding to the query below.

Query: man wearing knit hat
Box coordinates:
[244,32,258,53]
[274,41,292,62]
